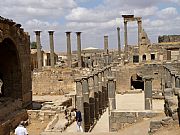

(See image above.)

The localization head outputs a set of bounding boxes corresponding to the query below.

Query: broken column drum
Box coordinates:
[48,31,55,67]
[143,76,153,110]
[35,31,42,70]
[107,77,116,111]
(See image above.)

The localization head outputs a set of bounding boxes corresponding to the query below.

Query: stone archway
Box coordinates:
[131,74,144,90]
[0,38,22,98]
[0,17,32,134]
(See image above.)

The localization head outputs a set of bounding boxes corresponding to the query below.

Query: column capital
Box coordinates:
[107,76,115,81]
[82,75,89,80]
[117,27,120,30]
[48,30,54,35]
[34,30,41,35]
[74,77,82,82]
[65,31,71,35]
[76,32,82,35]
[143,76,154,81]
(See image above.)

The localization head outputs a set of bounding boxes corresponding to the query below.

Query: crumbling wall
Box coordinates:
[158,35,180,43]
[109,110,159,132]
[32,68,75,95]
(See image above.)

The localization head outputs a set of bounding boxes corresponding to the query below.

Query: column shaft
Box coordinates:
[76,32,82,68]
[124,21,128,59]
[48,31,55,67]
[35,31,42,70]
[104,36,109,54]
[66,32,72,68]
[108,77,116,111]
[144,77,153,110]
[117,27,121,57]
[138,20,142,47]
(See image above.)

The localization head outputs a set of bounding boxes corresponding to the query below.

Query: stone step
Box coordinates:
[41,132,120,135]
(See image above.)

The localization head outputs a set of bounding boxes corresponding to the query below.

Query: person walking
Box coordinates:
[15,121,28,135]
[75,109,83,132]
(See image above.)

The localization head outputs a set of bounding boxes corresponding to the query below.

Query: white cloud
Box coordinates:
[157,7,178,19]
[0,0,180,51]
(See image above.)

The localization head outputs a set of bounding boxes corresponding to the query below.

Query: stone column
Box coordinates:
[35,31,42,70]
[104,35,109,54]
[107,77,116,111]
[104,54,109,66]
[88,74,95,126]
[75,77,84,131]
[124,21,128,59]
[171,71,177,89]
[94,71,99,120]
[76,32,82,68]
[66,32,72,68]
[143,76,153,110]
[98,70,103,115]
[48,31,55,67]
[137,19,142,47]
[117,27,121,57]
[82,76,90,132]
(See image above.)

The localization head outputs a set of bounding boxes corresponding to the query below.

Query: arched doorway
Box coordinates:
[0,38,22,99]
[131,74,144,90]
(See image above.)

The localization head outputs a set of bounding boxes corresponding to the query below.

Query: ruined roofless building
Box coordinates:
[0,16,32,134]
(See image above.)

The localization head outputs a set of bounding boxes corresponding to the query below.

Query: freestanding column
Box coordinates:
[88,74,95,126]
[35,31,42,70]
[107,77,116,111]
[66,32,72,68]
[48,31,55,67]
[82,76,90,132]
[124,21,128,59]
[98,70,103,115]
[143,76,153,110]
[104,35,109,54]
[75,77,84,131]
[76,32,82,68]
[137,19,142,47]
[117,27,121,57]
[94,71,99,120]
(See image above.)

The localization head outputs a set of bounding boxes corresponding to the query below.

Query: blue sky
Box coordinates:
[0,0,180,52]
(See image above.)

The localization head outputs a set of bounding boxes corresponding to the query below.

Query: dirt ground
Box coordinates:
[26,120,49,135]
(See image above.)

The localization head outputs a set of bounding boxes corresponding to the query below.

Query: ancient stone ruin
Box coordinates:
[0,16,32,134]
[1,14,180,135]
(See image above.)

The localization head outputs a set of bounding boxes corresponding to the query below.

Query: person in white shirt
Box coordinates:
[15,121,28,135]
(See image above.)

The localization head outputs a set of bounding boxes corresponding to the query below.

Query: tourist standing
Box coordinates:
[75,109,83,132]
[15,121,28,135]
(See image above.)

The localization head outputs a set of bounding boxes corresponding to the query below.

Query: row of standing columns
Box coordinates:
[34,31,83,69]
[35,31,55,70]
[74,66,116,132]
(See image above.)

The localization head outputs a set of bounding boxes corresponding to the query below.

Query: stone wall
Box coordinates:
[109,110,160,132]
[158,35,180,43]
[32,68,75,95]
[116,64,162,93]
